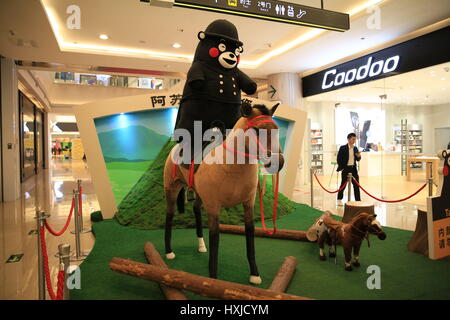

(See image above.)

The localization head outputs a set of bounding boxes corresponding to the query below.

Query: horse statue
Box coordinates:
[163,103,284,284]
[307,211,386,271]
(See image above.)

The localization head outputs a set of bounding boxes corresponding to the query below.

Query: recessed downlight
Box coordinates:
[172,43,181,48]
[99,34,109,40]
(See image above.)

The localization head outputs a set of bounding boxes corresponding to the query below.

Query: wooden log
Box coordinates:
[342,201,375,223]
[109,257,310,300]
[219,224,309,241]
[268,256,297,292]
[407,210,429,257]
[144,242,188,300]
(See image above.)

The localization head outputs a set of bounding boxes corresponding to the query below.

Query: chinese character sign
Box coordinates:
[426,149,450,259]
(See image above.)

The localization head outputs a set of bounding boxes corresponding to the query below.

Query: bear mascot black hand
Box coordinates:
[174,19,257,163]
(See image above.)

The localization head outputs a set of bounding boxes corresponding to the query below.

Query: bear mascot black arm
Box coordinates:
[236,69,257,95]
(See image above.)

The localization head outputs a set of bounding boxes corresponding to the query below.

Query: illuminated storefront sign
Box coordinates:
[302,26,450,97]
[321,56,400,90]
[141,0,349,31]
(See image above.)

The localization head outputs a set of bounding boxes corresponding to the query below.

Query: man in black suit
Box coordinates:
[337,133,362,205]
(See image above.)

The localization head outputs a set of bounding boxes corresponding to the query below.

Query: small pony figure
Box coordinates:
[307,212,386,271]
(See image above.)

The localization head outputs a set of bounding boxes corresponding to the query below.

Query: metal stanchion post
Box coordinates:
[347,173,353,202]
[310,168,314,208]
[427,162,433,197]
[35,210,49,300]
[77,179,91,234]
[58,244,71,300]
[70,190,89,262]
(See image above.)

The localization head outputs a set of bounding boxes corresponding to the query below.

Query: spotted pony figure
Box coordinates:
[308,211,387,271]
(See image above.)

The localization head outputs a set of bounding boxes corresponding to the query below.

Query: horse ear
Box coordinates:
[241,102,253,118]
[270,103,280,116]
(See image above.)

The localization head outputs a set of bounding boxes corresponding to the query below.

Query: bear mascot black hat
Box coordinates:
[174,19,257,165]
[200,19,243,46]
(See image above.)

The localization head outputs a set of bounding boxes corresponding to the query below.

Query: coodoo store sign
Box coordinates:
[302,25,450,97]
[321,55,400,90]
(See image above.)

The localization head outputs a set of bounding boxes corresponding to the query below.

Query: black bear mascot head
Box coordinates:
[194,19,244,70]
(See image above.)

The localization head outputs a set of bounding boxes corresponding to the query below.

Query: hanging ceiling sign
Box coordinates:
[141,0,349,31]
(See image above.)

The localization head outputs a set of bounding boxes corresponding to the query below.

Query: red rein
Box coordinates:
[173,115,280,235]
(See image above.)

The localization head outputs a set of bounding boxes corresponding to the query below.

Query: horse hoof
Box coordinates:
[166,252,176,260]
[345,266,353,271]
[198,238,207,253]
[319,255,326,261]
[352,261,360,267]
[249,275,262,285]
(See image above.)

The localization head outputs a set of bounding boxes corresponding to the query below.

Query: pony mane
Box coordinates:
[350,212,372,224]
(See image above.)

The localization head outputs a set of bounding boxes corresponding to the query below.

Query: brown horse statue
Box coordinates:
[309,212,386,271]
[163,103,284,284]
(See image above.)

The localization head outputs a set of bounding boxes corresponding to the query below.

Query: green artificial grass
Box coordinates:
[70,203,450,300]
[115,139,295,229]
[105,160,153,204]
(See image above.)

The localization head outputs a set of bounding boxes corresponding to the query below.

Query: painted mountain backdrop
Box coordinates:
[98,125,169,162]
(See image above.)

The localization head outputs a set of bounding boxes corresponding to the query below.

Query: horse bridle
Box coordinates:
[351,218,383,247]
[222,115,278,160]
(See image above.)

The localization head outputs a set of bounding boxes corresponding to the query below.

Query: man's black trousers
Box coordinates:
[337,165,361,201]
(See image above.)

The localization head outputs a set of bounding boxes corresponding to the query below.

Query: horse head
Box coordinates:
[237,102,284,173]
[352,213,387,240]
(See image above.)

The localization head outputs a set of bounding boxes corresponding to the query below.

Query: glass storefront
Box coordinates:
[303,61,450,214]
[19,91,46,182]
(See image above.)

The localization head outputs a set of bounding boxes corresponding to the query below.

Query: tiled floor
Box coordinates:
[0,159,438,299]
[0,159,99,300]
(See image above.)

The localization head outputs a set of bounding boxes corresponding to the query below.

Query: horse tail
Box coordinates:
[176,188,185,213]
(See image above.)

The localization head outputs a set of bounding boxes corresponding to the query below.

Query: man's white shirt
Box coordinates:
[347,144,354,166]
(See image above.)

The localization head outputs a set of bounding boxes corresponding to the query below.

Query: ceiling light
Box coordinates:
[172,43,181,49]
[99,34,109,40]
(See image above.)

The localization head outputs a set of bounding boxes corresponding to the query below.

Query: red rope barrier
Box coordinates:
[44,198,75,236]
[39,226,65,300]
[313,172,349,194]
[352,177,427,203]
[56,269,65,300]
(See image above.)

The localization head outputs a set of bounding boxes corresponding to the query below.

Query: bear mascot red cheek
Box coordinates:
[209,47,219,58]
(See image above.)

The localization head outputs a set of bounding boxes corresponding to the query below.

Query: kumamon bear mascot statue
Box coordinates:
[174,19,257,166]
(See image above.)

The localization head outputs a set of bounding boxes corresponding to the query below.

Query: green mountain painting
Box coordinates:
[98,125,169,162]
[94,108,177,203]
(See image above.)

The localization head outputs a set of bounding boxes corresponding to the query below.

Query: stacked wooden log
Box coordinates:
[219,224,309,241]
[109,242,310,300]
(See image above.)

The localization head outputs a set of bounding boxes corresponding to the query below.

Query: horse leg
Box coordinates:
[344,245,353,271]
[329,237,336,258]
[207,209,220,279]
[318,231,327,261]
[164,184,183,260]
[194,195,207,253]
[243,201,261,285]
[352,242,362,267]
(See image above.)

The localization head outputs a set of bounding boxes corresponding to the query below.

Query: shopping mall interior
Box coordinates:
[0,0,449,302]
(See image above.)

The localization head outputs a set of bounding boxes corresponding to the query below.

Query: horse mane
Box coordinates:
[350,213,372,225]
[252,104,271,116]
